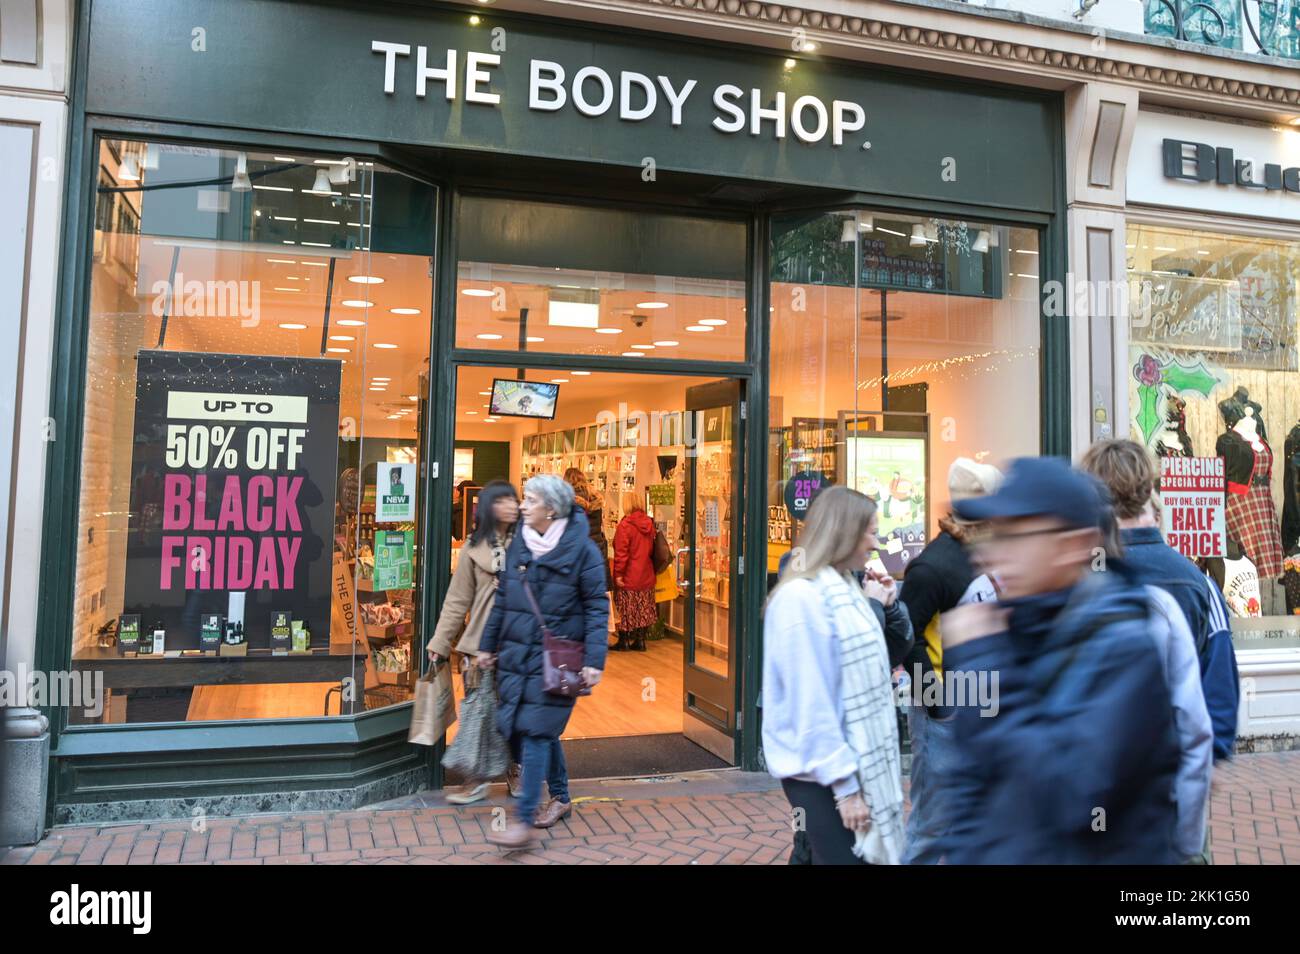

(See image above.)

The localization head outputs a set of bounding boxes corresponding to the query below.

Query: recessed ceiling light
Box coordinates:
[462,288,495,297]
[369,386,386,391]
[327,347,349,354]
[371,376,391,382]
[699,318,727,326]
[635,301,669,309]
[685,325,713,333]
[408,395,418,401]
[329,335,354,342]
[373,342,398,349]
[484,418,497,423]
[476,333,503,341]
[300,260,329,268]
[621,352,646,358]
[631,344,656,350]
[594,327,623,335]
[466,410,478,415]
[341,299,373,308]
[273,287,301,293]
[347,275,384,285]
[266,258,296,264]
[273,156,297,162]
[390,307,420,315]
[653,340,679,347]
[571,371,591,376]
[278,323,307,330]
[551,378,569,384]
[337,318,366,327]
[526,336,545,343]
[482,404,490,408]
[479,391,492,396]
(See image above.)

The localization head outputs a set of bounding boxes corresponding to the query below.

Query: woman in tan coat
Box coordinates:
[427,479,521,804]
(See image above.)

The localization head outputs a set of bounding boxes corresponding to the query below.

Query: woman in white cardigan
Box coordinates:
[763,485,906,865]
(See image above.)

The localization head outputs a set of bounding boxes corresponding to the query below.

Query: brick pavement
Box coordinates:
[3,751,1297,865]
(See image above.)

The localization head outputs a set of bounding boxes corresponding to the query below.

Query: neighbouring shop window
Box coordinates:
[767,210,1042,584]
[455,197,746,362]
[71,137,436,724]
[1127,223,1300,647]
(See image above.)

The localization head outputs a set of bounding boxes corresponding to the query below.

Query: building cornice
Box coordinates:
[495,0,1300,121]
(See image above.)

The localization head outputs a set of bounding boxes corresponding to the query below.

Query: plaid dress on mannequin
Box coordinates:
[1225,441,1285,582]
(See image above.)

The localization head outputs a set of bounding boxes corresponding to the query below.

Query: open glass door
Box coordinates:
[679,379,742,763]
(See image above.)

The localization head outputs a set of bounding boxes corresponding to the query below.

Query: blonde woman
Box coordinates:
[564,467,611,592]
[762,485,905,865]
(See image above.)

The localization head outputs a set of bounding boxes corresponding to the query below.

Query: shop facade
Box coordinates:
[34,0,1073,826]
[1118,108,1300,742]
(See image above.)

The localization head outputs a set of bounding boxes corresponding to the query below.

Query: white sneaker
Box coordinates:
[446,782,490,805]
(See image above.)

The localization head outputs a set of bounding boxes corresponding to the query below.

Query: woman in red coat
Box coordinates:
[612,492,657,652]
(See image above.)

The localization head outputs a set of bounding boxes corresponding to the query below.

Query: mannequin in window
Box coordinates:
[1218,401,1285,584]
[1233,386,1268,443]
[1156,395,1194,458]
[1283,419,1300,553]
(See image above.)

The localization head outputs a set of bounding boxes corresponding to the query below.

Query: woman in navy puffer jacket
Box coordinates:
[478,474,609,849]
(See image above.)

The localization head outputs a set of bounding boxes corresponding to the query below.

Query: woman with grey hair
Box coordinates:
[477,473,610,849]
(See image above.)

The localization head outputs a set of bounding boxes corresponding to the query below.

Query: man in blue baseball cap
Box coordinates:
[936,456,1182,864]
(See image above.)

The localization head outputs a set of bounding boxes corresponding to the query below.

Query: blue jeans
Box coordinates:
[904,705,958,864]
[512,734,569,825]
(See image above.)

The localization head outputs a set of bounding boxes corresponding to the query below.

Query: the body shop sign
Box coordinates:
[372,43,869,149]
[1159,456,1227,559]
[124,351,340,650]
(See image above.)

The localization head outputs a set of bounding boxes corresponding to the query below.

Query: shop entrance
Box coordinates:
[444,365,743,777]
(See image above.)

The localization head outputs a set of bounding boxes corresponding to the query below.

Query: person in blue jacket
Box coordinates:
[477,474,609,850]
[938,457,1181,864]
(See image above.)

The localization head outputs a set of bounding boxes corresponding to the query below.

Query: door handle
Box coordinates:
[675,547,691,588]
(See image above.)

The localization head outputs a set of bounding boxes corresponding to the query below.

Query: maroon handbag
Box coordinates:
[519,567,591,698]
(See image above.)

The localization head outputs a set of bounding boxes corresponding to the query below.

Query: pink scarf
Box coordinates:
[523,517,568,557]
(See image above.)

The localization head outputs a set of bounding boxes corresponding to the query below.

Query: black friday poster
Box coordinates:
[124,351,341,650]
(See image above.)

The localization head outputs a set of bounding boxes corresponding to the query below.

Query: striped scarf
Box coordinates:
[815,566,905,865]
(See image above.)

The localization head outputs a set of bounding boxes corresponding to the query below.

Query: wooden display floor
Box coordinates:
[448,633,685,742]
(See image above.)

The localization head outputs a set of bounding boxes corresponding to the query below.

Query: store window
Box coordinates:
[455,197,746,362]
[1126,223,1300,645]
[768,210,1042,581]
[72,137,436,723]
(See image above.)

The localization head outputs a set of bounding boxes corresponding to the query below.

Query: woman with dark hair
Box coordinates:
[427,479,522,804]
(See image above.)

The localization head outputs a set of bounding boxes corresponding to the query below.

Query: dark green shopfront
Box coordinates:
[37,0,1066,824]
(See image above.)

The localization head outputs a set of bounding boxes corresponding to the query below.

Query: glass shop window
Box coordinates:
[72,137,436,724]
[1127,223,1300,646]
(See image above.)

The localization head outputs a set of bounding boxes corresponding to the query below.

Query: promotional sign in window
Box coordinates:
[124,351,341,651]
[372,530,414,591]
[376,462,415,523]
[1160,456,1227,559]
[846,433,928,575]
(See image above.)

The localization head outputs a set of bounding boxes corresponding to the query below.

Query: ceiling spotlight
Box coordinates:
[348,275,384,285]
[326,347,349,354]
[685,325,713,333]
[462,288,494,297]
[631,344,656,350]
[232,152,252,192]
[594,327,623,335]
[621,352,646,358]
[337,318,366,327]
[278,323,307,330]
[328,335,354,342]
[341,299,373,308]
[526,336,546,343]
[571,371,591,376]
[390,307,420,315]
[972,230,990,254]
[476,333,503,340]
[909,224,927,247]
[653,340,679,347]
[635,301,669,309]
[699,318,727,326]
[373,343,397,349]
